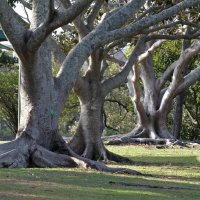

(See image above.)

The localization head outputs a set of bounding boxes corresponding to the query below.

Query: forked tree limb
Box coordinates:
[159,40,200,113]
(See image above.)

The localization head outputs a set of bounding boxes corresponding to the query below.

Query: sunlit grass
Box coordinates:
[0,145,200,200]
[0,141,8,144]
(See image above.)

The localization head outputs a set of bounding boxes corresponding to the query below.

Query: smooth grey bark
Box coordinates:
[69,73,106,160]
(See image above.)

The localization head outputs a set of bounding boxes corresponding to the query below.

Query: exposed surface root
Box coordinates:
[79,144,132,163]
[106,137,174,145]
[0,138,34,168]
[106,136,200,149]
[0,137,144,176]
[106,150,132,163]
[68,134,132,163]
[31,145,78,168]
[67,147,142,175]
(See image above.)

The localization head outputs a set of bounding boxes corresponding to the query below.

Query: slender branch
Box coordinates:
[105,40,126,53]
[18,0,32,10]
[22,4,31,24]
[87,0,104,29]
[143,20,200,35]
[137,5,163,21]
[128,66,148,125]
[98,0,146,32]
[157,61,177,91]
[104,37,133,57]
[60,0,90,39]
[105,98,129,112]
[102,36,146,96]
[176,65,200,95]
[185,105,198,125]
[102,38,165,95]
[100,59,109,79]
[147,33,200,41]
[138,39,165,62]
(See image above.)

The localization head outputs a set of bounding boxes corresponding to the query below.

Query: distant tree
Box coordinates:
[108,37,200,144]
[0,50,18,135]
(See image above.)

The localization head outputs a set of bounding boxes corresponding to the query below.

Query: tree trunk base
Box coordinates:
[106,136,200,148]
[69,140,132,163]
[106,137,175,145]
[0,136,142,175]
[69,133,132,163]
[105,126,176,145]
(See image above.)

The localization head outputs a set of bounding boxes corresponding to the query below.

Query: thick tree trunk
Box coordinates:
[69,76,131,162]
[69,100,106,160]
[0,38,71,167]
[16,40,59,149]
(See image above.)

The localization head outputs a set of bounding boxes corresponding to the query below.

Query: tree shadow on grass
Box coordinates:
[124,155,200,167]
[1,169,200,200]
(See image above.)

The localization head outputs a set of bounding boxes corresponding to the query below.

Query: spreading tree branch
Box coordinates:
[56,0,145,96]
[26,0,94,52]
[56,0,200,103]
[102,36,146,96]
[128,66,148,126]
[104,0,200,44]
[103,38,165,95]
[176,65,200,95]
[147,33,200,41]
[87,0,104,29]
[159,40,200,113]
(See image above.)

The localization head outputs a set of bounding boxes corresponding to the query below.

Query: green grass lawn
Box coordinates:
[0,144,200,200]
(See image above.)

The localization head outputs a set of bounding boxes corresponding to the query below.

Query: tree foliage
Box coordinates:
[0,50,18,135]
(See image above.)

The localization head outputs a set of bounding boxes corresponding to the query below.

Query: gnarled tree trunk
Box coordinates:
[69,63,130,162]
[69,75,106,160]
[108,39,200,145]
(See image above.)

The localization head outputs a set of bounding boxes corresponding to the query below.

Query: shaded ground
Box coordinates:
[0,144,200,200]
